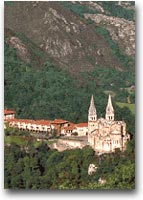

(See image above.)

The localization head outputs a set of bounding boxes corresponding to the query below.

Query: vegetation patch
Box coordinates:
[104,90,116,97]
[4,136,29,146]
[98,1,135,21]
[4,140,135,189]
[116,102,135,115]
[61,1,98,18]
[95,26,135,68]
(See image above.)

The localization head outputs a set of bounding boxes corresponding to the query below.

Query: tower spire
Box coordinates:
[105,94,114,121]
[88,95,97,121]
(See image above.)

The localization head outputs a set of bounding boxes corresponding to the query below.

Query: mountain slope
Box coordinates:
[4,1,135,122]
[5,1,132,74]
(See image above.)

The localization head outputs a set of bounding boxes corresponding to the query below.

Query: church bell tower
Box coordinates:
[88,95,97,133]
[105,94,114,121]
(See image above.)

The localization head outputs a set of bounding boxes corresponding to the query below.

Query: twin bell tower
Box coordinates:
[88,94,114,123]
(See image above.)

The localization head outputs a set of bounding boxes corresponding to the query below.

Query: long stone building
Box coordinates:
[88,94,130,154]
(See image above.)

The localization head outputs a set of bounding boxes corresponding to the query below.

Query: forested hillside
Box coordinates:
[4,138,135,189]
[4,1,135,123]
[4,42,135,134]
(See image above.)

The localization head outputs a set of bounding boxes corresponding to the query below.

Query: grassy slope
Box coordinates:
[116,102,135,115]
[4,135,43,147]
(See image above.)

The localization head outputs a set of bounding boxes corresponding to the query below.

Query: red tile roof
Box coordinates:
[34,120,51,126]
[8,119,51,126]
[51,119,69,124]
[8,119,34,123]
[4,109,16,115]
[62,124,76,131]
[6,116,80,130]
[76,123,88,128]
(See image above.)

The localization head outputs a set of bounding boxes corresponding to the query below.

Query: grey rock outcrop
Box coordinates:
[84,13,135,56]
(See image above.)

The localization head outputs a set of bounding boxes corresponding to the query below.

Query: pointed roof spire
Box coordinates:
[106,94,114,113]
[88,95,97,115]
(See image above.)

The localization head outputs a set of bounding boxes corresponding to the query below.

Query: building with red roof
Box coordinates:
[75,123,88,136]
[61,123,76,136]
[51,119,69,126]
[4,109,16,121]
[8,119,52,133]
[4,110,88,138]
[60,122,88,136]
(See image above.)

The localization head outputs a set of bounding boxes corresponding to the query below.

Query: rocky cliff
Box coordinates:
[84,13,135,56]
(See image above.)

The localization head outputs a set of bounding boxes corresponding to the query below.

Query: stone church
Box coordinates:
[88,94,130,154]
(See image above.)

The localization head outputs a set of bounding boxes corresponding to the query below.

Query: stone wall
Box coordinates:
[51,137,88,151]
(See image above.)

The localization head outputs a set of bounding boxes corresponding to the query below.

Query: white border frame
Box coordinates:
[1,0,142,199]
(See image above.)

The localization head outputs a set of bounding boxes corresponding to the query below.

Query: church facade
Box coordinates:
[88,94,130,154]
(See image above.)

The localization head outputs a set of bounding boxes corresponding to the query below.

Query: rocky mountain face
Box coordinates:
[4,1,135,75]
[84,13,135,56]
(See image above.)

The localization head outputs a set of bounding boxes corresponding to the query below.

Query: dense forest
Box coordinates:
[4,42,135,123]
[4,136,135,189]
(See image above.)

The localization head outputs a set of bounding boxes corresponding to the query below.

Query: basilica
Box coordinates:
[88,94,130,154]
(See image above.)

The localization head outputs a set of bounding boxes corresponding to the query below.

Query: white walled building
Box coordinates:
[8,119,52,133]
[4,109,16,120]
[60,123,88,136]
[75,123,88,136]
